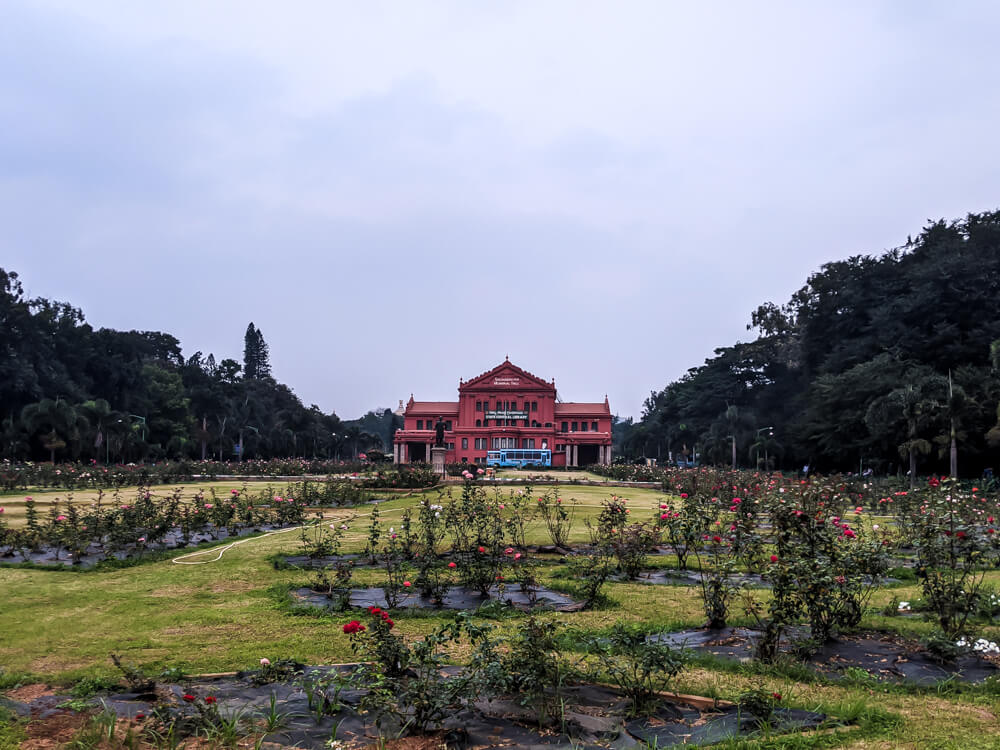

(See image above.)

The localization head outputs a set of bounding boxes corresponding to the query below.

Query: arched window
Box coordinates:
[475,419,481,427]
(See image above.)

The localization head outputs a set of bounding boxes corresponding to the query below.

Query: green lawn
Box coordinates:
[492,468,621,482]
[2,483,1000,748]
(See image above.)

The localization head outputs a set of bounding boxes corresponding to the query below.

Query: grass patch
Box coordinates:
[0,707,26,750]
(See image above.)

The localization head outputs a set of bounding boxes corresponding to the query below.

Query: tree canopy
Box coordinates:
[623,210,1000,478]
[0,269,388,463]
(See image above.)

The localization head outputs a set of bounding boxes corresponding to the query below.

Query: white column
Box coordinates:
[393,444,399,464]
[606,444,612,464]
[571,445,577,467]
[402,443,408,464]
[598,445,604,465]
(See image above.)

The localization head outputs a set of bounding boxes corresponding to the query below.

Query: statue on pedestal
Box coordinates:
[434,416,446,447]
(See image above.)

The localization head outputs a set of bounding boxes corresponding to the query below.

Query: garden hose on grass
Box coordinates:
[170,524,308,565]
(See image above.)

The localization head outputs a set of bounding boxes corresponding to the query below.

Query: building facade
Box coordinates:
[392,359,612,467]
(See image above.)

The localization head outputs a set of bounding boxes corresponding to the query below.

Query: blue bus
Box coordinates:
[486,449,552,468]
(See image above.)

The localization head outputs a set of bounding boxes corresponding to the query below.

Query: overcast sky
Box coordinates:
[3,2,999,419]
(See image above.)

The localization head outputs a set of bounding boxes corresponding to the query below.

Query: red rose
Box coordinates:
[772,692,781,701]
[770,555,778,563]
[204,696,217,704]
[183,694,196,702]
[712,535,722,543]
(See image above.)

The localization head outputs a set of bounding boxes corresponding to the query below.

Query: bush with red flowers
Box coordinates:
[914,477,991,639]
[655,493,710,570]
[597,497,660,579]
[345,611,498,734]
[443,483,507,595]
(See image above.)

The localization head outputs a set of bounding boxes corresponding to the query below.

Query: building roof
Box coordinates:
[555,402,612,416]
[461,359,554,391]
[406,401,460,415]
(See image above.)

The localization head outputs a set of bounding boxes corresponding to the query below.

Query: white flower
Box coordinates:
[872,524,879,530]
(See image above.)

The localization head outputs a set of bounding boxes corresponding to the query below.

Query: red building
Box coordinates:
[392,359,612,467]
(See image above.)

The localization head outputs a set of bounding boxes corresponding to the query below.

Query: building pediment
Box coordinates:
[460,360,554,393]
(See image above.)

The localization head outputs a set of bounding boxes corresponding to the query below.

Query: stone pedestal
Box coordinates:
[431,446,447,477]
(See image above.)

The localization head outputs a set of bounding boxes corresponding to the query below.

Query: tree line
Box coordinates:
[622,210,1000,480]
[0,268,399,463]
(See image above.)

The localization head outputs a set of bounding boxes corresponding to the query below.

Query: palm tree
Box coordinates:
[866,376,946,488]
[343,425,362,459]
[20,398,86,463]
[936,371,970,478]
[718,404,755,470]
[749,430,782,471]
[77,399,119,463]
[0,415,28,459]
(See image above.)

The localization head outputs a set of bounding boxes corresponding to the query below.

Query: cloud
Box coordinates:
[3,1,1000,418]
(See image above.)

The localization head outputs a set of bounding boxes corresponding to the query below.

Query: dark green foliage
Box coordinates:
[242,322,271,381]
[617,210,1000,476]
[0,267,364,462]
[584,624,686,717]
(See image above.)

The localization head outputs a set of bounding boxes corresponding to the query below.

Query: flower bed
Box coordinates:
[2,663,837,750]
[293,583,584,612]
[650,627,1000,685]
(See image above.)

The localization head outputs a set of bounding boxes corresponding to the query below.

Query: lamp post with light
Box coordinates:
[756,426,774,471]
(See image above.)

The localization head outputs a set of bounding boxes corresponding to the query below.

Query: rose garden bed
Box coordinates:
[292,583,585,612]
[0,523,288,569]
[1,667,837,750]
[649,627,1000,685]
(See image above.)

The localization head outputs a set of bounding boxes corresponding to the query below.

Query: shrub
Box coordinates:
[495,616,572,727]
[445,483,506,596]
[596,497,659,579]
[345,612,494,735]
[585,624,685,717]
[568,522,616,609]
[656,494,709,570]
[736,686,780,728]
[692,534,742,629]
[534,491,576,548]
[914,480,990,637]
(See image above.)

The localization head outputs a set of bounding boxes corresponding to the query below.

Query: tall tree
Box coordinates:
[243,323,272,380]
